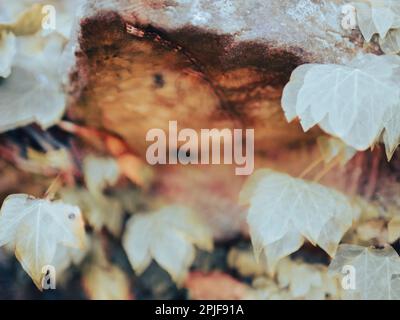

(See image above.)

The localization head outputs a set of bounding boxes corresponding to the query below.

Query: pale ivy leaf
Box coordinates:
[329,244,400,300]
[353,0,400,41]
[382,103,400,159]
[83,155,120,197]
[0,194,86,288]
[0,2,28,24]
[371,1,395,38]
[380,28,400,54]
[82,236,132,300]
[122,205,213,284]
[246,277,292,300]
[353,2,379,42]
[388,216,400,243]
[60,187,124,238]
[227,248,266,277]
[43,0,85,40]
[0,31,16,78]
[0,66,65,132]
[0,3,43,36]
[52,236,89,284]
[241,169,355,272]
[83,264,131,300]
[14,33,65,75]
[0,33,66,132]
[276,258,342,299]
[281,64,316,122]
[282,54,400,156]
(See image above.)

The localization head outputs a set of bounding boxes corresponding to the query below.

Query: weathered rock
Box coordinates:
[68,0,378,155]
[66,0,381,240]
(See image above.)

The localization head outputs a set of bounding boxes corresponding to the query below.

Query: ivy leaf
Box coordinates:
[0,31,16,78]
[353,0,400,41]
[277,258,342,299]
[83,155,120,198]
[0,3,43,36]
[241,169,355,272]
[388,216,400,243]
[52,236,89,284]
[83,264,132,300]
[122,205,213,284]
[353,1,379,42]
[81,236,132,300]
[329,244,400,300]
[379,28,400,54]
[0,34,66,132]
[227,248,266,277]
[370,0,396,38]
[282,54,400,156]
[0,194,86,288]
[60,187,124,237]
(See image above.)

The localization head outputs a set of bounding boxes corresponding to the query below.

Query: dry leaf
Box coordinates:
[83,264,132,300]
[27,148,73,172]
[329,244,400,300]
[227,248,265,277]
[356,219,387,243]
[184,271,249,300]
[117,154,154,188]
[83,155,120,197]
[82,235,132,300]
[0,194,86,288]
[241,169,355,272]
[0,3,43,36]
[388,216,400,243]
[122,205,213,284]
[245,277,291,300]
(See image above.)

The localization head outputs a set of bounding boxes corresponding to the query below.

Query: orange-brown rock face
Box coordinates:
[67,1,383,240]
[69,16,320,158]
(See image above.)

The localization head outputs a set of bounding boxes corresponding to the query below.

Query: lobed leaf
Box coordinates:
[122,205,213,284]
[329,244,400,300]
[0,194,86,288]
[241,169,356,272]
[282,54,400,158]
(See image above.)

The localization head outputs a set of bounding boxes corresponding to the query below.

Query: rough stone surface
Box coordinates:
[83,0,378,63]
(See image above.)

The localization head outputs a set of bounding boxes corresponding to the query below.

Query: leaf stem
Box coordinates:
[298,156,324,179]
[313,157,341,183]
[44,173,62,200]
